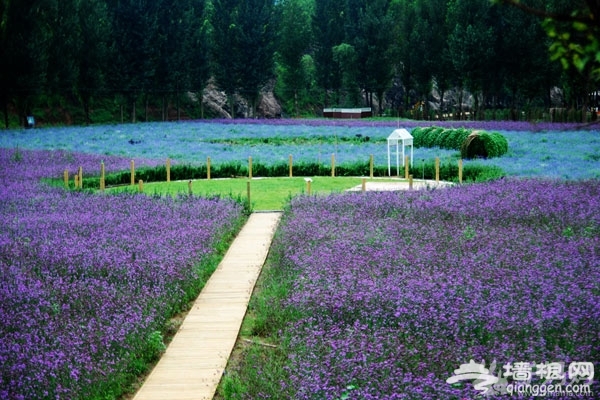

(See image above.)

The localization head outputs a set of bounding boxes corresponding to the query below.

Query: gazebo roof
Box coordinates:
[388,128,413,141]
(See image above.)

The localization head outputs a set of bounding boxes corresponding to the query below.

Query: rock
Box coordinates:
[257,84,282,118]
[201,80,233,119]
[201,78,281,119]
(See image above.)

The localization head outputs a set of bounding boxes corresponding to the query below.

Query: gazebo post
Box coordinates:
[388,139,392,176]
[396,140,400,176]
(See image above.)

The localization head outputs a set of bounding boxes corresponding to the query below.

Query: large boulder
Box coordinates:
[201,79,281,119]
[257,82,282,118]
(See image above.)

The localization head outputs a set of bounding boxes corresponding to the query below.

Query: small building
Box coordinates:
[323,107,372,119]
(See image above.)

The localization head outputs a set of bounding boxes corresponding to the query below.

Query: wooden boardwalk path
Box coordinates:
[133,212,282,400]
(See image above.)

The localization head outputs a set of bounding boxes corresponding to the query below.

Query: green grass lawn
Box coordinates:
[109,177,407,211]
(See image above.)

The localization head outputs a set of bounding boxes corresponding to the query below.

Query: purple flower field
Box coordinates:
[0,148,245,398]
[269,179,600,399]
[1,119,599,398]
[1,119,599,179]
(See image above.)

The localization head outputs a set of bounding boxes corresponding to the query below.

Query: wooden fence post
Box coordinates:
[362,177,366,192]
[248,156,253,179]
[435,157,440,182]
[63,170,69,188]
[100,162,105,192]
[207,156,211,180]
[166,158,171,183]
[331,154,335,177]
[138,179,144,192]
[409,174,413,190]
[404,156,409,179]
[369,154,374,178]
[289,154,293,178]
[74,174,79,189]
[458,159,463,183]
[78,167,83,189]
[307,179,311,195]
[246,180,251,207]
[130,160,135,186]
[188,180,193,195]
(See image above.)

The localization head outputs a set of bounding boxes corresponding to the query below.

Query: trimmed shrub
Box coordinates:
[411,126,508,159]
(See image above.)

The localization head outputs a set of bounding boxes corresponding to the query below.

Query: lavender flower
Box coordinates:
[0,148,244,398]
[266,179,600,398]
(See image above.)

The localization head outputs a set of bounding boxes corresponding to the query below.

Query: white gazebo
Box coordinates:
[387,129,413,176]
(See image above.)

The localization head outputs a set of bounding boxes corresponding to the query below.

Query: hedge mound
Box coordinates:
[412,126,508,159]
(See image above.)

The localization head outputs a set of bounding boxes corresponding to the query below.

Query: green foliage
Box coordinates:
[312,0,345,102]
[211,0,275,116]
[144,331,167,362]
[494,0,600,84]
[412,126,508,159]
[2,0,597,123]
[545,16,600,82]
[219,373,247,399]
[274,0,315,117]
[448,128,466,150]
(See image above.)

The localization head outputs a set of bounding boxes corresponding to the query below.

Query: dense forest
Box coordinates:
[0,0,599,127]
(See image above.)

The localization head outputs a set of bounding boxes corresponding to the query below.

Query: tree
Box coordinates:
[389,0,417,116]
[237,0,275,116]
[274,0,314,116]
[495,0,600,83]
[494,0,558,118]
[446,0,496,120]
[396,0,448,120]
[354,0,394,115]
[311,0,345,106]
[155,0,210,120]
[211,0,239,116]
[78,0,111,124]
[211,0,275,117]
[494,0,600,120]
[0,0,54,128]
[413,0,450,120]
[44,0,80,103]
[106,0,160,122]
[332,42,359,106]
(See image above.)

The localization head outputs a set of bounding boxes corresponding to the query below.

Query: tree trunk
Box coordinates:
[479,92,486,121]
[228,94,235,119]
[511,87,518,121]
[177,91,181,122]
[458,88,464,120]
[377,89,384,116]
[3,97,9,129]
[83,96,91,125]
[439,90,445,121]
[200,88,205,119]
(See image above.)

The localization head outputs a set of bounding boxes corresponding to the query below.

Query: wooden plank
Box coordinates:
[133,212,281,400]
